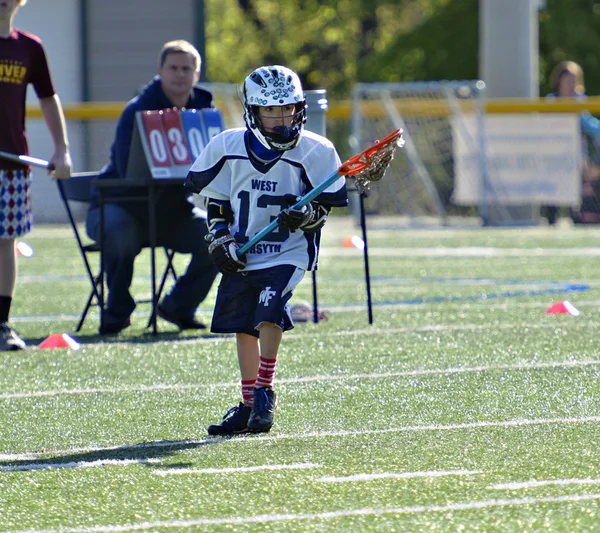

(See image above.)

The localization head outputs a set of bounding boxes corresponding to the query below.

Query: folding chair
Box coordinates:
[57,172,177,332]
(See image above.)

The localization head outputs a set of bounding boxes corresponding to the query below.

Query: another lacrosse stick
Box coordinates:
[237,128,404,256]
[0,151,55,171]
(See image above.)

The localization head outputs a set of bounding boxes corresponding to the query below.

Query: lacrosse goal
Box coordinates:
[350,81,491,225]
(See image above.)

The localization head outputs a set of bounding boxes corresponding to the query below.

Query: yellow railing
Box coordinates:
[25,96,600,121]
[26,102,126,120]
[484,97,600,114]
[325,97,600,119]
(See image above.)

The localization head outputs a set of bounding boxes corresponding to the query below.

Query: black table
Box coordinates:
[91,177,185,335]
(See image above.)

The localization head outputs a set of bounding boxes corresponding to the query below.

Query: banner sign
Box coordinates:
[453,114,581,206]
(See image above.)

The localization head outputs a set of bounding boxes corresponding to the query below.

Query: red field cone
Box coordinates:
[546,300,580,316]
[38,333,80,350]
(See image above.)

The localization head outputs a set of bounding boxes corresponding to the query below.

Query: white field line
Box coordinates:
[0,458,160,472]
[15,273,592,288]
[11,313,95,324]
[3,357,600,400]
[3,415,600,462]
[489,478,600,491]
[8,296,600,324]
[321,246,600,257]
[8,493,600,533]
[153,462,320,476]
[256,415,600,443]
[7,284,600,323]
[0,316,596,367]
[76,319,600,349]
[318,469,483,483]
[10,298,600,324]
[0,453,37,460]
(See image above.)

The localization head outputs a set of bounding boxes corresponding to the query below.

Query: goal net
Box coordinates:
[350,81,488,225]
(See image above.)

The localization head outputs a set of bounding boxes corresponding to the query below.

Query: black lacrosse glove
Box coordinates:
[279,194,331,234]
[204,233,247,274]
[278,194,315,231]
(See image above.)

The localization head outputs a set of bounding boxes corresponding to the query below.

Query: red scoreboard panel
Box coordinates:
[127,108,225,180]
[161,109,193,166]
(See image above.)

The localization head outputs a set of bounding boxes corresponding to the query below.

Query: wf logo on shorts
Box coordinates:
[259,286,277,307]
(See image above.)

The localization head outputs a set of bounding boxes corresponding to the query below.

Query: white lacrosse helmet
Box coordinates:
[242,65,307,151]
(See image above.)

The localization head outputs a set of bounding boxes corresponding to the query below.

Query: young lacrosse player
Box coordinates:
[186,65,348,435]
[0,0,71,350]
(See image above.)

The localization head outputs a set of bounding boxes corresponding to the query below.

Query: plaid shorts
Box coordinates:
[0,169,32,238]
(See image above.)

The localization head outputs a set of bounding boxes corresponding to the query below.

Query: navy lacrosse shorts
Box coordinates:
[211,264,305,337]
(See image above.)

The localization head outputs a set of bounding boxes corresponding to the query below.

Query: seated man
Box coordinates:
[86,40,218,334]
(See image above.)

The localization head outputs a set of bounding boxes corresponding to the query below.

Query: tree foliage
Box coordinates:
[204,0,600,98]
[205,0,439,95]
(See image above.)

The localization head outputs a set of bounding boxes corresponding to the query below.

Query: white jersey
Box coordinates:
[187,128,348,272]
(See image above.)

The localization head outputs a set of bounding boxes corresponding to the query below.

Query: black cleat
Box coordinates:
[158,304,206,330]
[207,403,251,436]
[99,316,131,335]
[248,387,276,433]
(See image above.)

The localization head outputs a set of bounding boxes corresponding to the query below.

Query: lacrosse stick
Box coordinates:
[0,151,55,171]
[237,128,404,256]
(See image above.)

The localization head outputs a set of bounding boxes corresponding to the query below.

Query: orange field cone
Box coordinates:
[342,235,365,250]
[546,300,580,316]
[38,333,80,350]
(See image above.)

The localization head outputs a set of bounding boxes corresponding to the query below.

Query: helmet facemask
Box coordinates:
[242,66,307,151]
[247,102,306,151]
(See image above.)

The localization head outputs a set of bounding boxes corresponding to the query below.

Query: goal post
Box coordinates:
[350,81,491,225]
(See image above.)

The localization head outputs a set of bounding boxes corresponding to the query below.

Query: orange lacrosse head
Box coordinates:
[338,129,403,177]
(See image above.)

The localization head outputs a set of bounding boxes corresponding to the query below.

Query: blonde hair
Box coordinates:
[158,40,201,73]
[550,60,585,94]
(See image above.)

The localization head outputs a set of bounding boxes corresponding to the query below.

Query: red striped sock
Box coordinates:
[241,379,256,407]
[255,356,277,390]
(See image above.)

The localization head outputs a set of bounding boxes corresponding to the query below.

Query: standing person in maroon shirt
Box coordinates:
[0,0,71,350]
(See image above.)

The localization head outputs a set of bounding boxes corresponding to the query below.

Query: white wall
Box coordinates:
[13,0,82,223]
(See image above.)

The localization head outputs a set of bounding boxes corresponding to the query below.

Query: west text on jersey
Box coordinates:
[251,179,278,192]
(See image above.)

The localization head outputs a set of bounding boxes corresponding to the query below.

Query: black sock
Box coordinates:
[0,296,12,323]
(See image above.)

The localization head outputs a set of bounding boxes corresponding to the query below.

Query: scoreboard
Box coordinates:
[126,108,225,179]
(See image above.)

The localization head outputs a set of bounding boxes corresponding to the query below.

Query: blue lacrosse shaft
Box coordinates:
[237,167,341,256]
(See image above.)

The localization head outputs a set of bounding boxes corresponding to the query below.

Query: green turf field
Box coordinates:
[1,217,600,532]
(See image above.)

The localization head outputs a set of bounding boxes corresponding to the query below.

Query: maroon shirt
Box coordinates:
[0,29,55,170]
